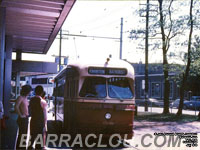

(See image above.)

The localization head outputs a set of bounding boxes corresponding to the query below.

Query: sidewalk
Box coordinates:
[1,112,18,150]
[0,111,60,150]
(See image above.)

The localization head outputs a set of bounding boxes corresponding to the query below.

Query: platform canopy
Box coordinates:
[0,0,76,54]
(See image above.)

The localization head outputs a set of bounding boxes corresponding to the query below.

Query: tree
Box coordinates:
[190,36,200,77]
[129,0,200,114]
[168,36,200,116]
[189,36,200,119]
[177,0,194,116]
[129,0,180,114]
[158,0,177,114]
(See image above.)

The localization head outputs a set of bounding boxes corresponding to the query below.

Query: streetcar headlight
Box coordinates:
[105,113,111,120]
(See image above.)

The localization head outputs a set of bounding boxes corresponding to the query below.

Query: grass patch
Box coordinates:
[135,112,199,122]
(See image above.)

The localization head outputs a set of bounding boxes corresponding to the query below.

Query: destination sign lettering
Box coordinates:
[88,67,127,75]
[88,68,105,75]
[108,69,127,75]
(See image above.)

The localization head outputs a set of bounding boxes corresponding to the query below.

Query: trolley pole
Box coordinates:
[119,17,123,59]
[144,0,149,112]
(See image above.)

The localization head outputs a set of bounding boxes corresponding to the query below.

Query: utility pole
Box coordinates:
[144,0,150,112]
[129,0,158,111]
[59,28,62,71]
[120,17,123,59]
[137,0,158,111]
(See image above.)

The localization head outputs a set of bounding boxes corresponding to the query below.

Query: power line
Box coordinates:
[65,3,133,30]
[79,14,133,33]
[60,33,119,40]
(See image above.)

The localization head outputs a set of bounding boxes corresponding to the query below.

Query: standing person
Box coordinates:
[28,86,45,149]
[15,85,32,150]
[41,91,48,149]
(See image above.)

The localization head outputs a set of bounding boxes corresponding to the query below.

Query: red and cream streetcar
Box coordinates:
[53,58,135,139]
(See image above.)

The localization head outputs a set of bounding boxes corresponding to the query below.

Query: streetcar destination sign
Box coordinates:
[88,67,127,75]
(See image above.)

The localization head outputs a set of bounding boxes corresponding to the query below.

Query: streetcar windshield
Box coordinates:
[79,77,106,98]
[108,77,133,99]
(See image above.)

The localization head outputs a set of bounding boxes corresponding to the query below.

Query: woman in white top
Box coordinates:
[15,85,32,150]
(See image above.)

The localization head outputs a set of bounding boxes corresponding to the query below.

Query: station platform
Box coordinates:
[0,110,58,150]
[1,112,18,149]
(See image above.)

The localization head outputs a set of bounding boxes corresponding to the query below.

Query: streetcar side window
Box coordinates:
[57,78,65,97]
[71,79,79,98]
[79,77,106,98]
[57,83,64,97]
[70,80,76,98]
[65,79,77,99]
[108,77,133,99]
[67,81,70,98]
[58,85,64,97]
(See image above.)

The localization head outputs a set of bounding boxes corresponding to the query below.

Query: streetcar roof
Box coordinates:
[55,58,135,79]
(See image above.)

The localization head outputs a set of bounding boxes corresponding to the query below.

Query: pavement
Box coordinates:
[1,106,200,150]
[0,112,18,150]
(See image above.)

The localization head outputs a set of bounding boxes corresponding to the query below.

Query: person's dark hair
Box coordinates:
[20,85,32,96]
[41,91,46,98]
[35,85,44,96]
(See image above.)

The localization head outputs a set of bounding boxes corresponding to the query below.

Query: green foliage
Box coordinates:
[190,36,200,76]
[135,112,198,122]
[129,0,200,62]
[171,36,200,83]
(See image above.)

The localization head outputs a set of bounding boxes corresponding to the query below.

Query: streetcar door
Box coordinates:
[64,68,79,134]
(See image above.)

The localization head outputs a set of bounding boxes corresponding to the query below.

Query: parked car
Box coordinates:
[135,98,163,107]
[191,96,200,101]
[184,96,200,110]
[170,99,188,109]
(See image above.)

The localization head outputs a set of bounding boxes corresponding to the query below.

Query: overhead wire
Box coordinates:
[65,2,139,35]
[66,2,133,29]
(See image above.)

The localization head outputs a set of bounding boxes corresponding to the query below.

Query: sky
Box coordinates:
[18,0,199,64]
[19,1,150,64]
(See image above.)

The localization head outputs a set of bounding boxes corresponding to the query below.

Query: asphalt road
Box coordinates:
[46,106,200,150]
